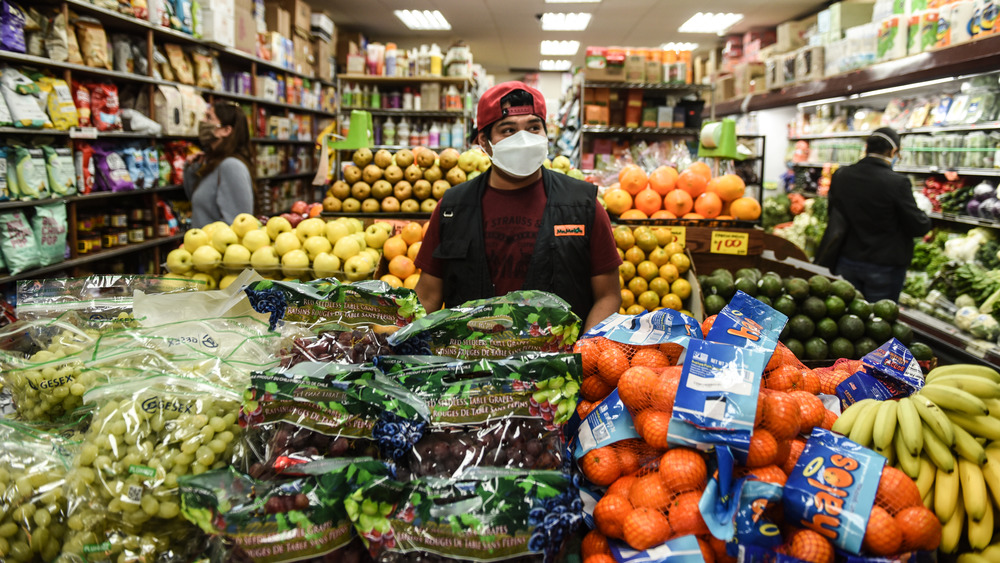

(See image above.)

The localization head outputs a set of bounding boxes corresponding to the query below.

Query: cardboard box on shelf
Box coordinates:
[313,38,334,81]
[292,34,315,77]
[584,104,609,125]
[818,1,875,37]
[336,31,366,68]
[624,54,645,82]
[645,60,662,83]
[717,74,736,101]
[775,15,817,53]
[269,0,310,36]
[264,3,291,38]
[585,87,610,105]
[201,0,235,48]
[310,12,334,41]
[234,0,256,54]
[765,56,783,91]
[733,62,766,96]
[593,138,612,155]
[781,51,797,84]
[657,106,674,128]
[742,30,777,62]
[584,65,625,82]
[795,46,825,82]
[641,107,658,127]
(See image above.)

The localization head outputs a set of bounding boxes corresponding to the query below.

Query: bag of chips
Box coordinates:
[74,141,95,194]
[13,145,48,199]
[1,67,51,128]
[144,146,159,188]
[42,145,75,196]
[0,146,8,200]
[0,210,41,274]
[93,144,134,192]
[65,19,82,64]
[89,82,121,131]
[23,6,42,57]
[75,17,111,70]
[112,34,133,74]
[37,76,77,130]
[192,49,213,89]
[70,80,90,127]
[164,43,193,85]
[31,202,66,266]
[0,0,27,54]
[121,146,145,189]
[43,9,67,61]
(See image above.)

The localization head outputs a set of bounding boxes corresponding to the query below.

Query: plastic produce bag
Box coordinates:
[42,145,75,196]
[0,210,40,274]
[279,326,394,368]
[31,201,67,266]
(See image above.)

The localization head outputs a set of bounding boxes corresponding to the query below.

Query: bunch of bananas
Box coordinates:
[833,364,1000,554]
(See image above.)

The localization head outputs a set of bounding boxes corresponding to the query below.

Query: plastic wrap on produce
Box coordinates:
[280,326,394,368]
[132,268,266,326]
[241,362,429,479]
[387,290,581,359]
[179,458,389,563]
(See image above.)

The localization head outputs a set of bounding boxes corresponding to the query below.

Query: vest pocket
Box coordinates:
[432,237,470,260]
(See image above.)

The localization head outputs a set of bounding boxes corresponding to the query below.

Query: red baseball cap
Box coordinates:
[475,81,546,138]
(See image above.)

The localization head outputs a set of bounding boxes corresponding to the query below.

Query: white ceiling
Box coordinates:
[312,0,830,77]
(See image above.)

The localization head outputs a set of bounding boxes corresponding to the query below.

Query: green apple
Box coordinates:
[211,225,240,253]
[312,252,341,279]
[468,170,481,181]
[202,221,229,240]
[457,151,477,173]
[165,248,193,274]
[295,218,326,242]
[183,228,210,253]
[218,274,240,290]
[231,213,261,238]
[476,155,491,172]
[241,229,271,253]
[350,232,367,250]
[345,217,364,234]
[325,220,351,245]
[343,254,374,282]
[364,224,391,249]
[333,236,362,261]
[222,244,251,267]
[552,155,572,173]
[274,231,302,256]
[266,216,293,240]
[568,168,585,180]
[303,235,332,260]
[363,248,381,266]
[192,245,222,272]
[372,221,393,234]
[250,246,280,271]
[191,272,218,290]
[281,249,311,277]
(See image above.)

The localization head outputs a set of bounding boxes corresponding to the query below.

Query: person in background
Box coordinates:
[828,127,931,302]
[184,101,255,227]
[415,81,622,331]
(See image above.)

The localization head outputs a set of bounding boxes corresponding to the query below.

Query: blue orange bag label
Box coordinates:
[573,389,640,458]
[840,548,938,562]
[837,338,923,407]
[706,290,787,357]
[732,479,784,552]
[784,428,885,554]
[609,534,705,562]
[584,309,703,348]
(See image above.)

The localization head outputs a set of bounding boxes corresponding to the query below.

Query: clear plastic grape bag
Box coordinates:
[280,326,394,368]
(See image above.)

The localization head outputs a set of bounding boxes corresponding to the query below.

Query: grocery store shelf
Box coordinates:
[581,125,700,135]
[341,107,469,118]
[0,49,162,84]
[789,132,872,140]
[793,161,853,168]
[928,211,1000,228]
[0,234,183,286]
[252,137,317,145]
[258,171,316,182]
[790,123,1000,141]
[895,165,1000,176]
[338,74,473,86]
[899,307,1000,369]
[584,81,713,92]
[367,145,459,151]
[0,185,184,211]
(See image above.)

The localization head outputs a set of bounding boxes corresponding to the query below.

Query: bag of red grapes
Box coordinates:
[241,362,429,479]
[373,352,581,480]
[179,458,389,563]
[386,290,581,359]
[346,469,581,563]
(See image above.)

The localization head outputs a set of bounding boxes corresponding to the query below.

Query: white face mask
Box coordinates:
[488,130,548,179]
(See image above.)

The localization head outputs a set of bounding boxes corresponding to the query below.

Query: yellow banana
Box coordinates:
[953,423,988,465]
[948,411,1000,441]
[940,493,965,554]
[936,466,961,522]
[872,400,898,451]
[894,429,921,478]
[960,457,989,522]
[981,456,1000,510]
[915,455,937,498]
[848,400,881,447]
[981,544,1000,559]
[923,425,957,472]
[896,396,923,456]
[875,444,895,466]
[927,364,1000,383]
[968,495,994,550]
[958,554,993,563]
[913,395,956,445]
[923,489,934,511]
[831,398,876,436]
[929,374,1000,398]
[986,397,1000,417]
[919,384,990,416]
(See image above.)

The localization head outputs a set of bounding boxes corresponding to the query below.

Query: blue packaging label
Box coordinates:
[732,479,784,551]
[860,338,924,393]
[573,389,640,458]
[836,371,900,408]
[706,291,787,357]
[840,548,938,562]
[579,485,600,529]
[585,309,703,347]
[784,428,885,555]
[609,534,705,562]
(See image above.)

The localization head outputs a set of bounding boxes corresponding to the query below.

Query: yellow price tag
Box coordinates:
[710,231,749,255]
[668,226,686,247]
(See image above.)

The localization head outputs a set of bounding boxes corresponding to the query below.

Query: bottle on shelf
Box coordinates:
[341,114,351,138]
[451,120,465,148]
[383,117,396,146]
[429,44,443,77]
[418,45,430,77]
[403,88,414,110]
[385,43,398,77]
[373,119,382,145]
[341,83,353,107]
[440,121,452,148]
[419,124,430,147]
[414,91,422,111]
[352,83,362,107]
[397,118,410,147]
[446,85,460,111]
[388,89,401,109]
[361,85,371,108]
[371,86,381,109]
[409,123,421,147]
[429,122,441,147]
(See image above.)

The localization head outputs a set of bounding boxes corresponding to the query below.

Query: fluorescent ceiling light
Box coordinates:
[660,42,699,51]
[678,12,743,34]
[852,77,953,98]
[541,12,592,31]
[797,96,849,108]
[541,40,580,56]
[394,9,451,30]
[540,59,573,71]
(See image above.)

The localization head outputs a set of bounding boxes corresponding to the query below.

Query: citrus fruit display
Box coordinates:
[614,225,695,316]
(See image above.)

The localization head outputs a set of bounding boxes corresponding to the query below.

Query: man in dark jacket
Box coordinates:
[414,81,622,330]
[828,127,932,301]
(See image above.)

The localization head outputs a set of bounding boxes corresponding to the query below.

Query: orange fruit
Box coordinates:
[676,169,708,198]
[581,529,612,559]
[658,343,683,364]
[862,505,902,556]
[701,314,716,335]
[382,235,408,260]
[597,346,630,386]
[620,166,649,195]
[761,391,802,440]
[895,506,942,551]
[648,166,678,195]
[650,367,682,412]
[875,466,923,515]
[403,273,420,289]
[634,188,663,216]
[407,241,422,261]
[820,409,838,430]
[706,174,746,202]
[617,366,658,411]
[615,444,642,476]
[577,400,597,419]
[623,507,671,551]
[709,536,733,563]
[594,493,632,539]
[583,555,616,563]
[698,538,717,563]
[604,188,634,216]
[620,209,649,220]
[608,475,638,498]
[764,364,804,392]
[618,163,642,183]
[782,439,807,476]
[663,189,694,216]
[388,255,417,279]
[693,191,723,219]
[746,428,778,467]
[574,337,605,378]
[631,347,671,369]
[668,491,709,536]
[630,474,673,511]
[746,464,787,486]
[730,196,762,220]
[580,446,621,486]
[581,376,615,403]
[686,161,712,182]
[790,391,826,433]
[636,410,671,448]
[659,448,707,493]
[802,370,822,394]
[400,221,424,244]
[650,210,677,219]
[785,528,834,563]
[765,342,799,372]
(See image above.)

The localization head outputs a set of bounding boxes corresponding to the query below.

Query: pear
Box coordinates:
[438,148,460,171]
[343,165,362,184]
[446,167,467,186]
[416,149,437,168]
[423,165,443,183]
[373,149,393,168]
[405,164,424,183]
[395,148,415,168]
[352,148,373,167]
[362,164,384,184]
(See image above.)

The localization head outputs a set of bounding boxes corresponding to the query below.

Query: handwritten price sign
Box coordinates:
[668,226,686,247]
[710,231,749,255]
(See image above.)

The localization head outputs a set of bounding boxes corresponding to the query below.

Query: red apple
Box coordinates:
[291,200,309,215]
[282,213,304,228]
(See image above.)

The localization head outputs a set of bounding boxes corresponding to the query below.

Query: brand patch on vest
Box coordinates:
[554,224,585,236]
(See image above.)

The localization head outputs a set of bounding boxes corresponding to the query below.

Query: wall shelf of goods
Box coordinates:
[0,0,338,285]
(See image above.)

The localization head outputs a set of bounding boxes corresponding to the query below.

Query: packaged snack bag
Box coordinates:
[92,144,134,192]
[13,146,49,199]
[73,141,95,194]
[88,82,122,131]
[0,210,40,274]
[43,10,68,61]
[0,0,26,53]
[42,145,76,196]
[1,67,51,128]
[71,81,91,127]
[31,201,67,266]
[37,76,77,130]
[0,145,9,199]
[75,18,111,70]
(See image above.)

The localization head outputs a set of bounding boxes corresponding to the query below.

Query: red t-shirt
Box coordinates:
[416,177,621,295]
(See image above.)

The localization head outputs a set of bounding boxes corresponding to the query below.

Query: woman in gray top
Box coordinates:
[184,101,255,227]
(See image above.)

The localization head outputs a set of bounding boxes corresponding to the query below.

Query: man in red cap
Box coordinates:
[414,81,622,330]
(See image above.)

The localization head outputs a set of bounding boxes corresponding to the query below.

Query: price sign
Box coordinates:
[710,231,749,255]
[69,127,98,139]
[668,226,686,247]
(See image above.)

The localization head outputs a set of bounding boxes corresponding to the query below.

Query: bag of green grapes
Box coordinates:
[74,374,244,562]
[0,419,79,562]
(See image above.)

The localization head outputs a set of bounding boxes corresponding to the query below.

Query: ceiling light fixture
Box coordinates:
[678,12,743,34]
[541,40,580,56]
[660,42,699,51]
[394,9,451,30]
[540,12,592,31]
[539,59,573,71]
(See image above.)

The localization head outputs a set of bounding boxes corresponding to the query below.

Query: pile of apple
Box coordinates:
[164,213,398,289]
[543,155,588,181]
[322,147,491,214]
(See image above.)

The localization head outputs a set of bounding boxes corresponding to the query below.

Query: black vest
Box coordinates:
[432,168,597,320]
